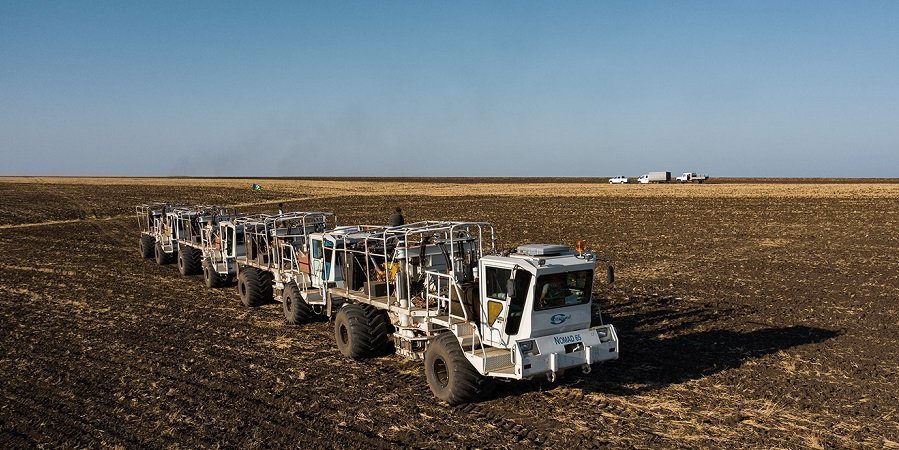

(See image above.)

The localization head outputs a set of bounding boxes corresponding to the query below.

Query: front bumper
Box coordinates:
[517,324,619,379]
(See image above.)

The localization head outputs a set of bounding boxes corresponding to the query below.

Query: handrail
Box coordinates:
[425,270,488,367]
[279,242,308,289]
[317,220,498,374]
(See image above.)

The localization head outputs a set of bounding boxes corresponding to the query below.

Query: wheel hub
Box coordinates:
[433,357,449,388]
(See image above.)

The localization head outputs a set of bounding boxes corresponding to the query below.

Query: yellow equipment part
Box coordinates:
[373,262,401,282]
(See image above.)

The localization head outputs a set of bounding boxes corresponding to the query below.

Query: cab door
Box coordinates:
[310,238,326,288]
[478,263,533,347]
[479,263,510,346]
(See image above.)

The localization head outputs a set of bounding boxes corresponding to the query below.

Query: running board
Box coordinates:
[465,346,516,376]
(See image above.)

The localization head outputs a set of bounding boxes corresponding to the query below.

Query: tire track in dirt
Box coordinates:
[0,396,45,447]
[522,381,862,449]
[2,294,401,448]
[4,348,266,447]
[83,347,407,448]
[0,384,147,448]
[333,350,555,447]
[1,304,193,447]
[453,402,549,446]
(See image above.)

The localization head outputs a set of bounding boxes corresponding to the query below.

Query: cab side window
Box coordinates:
[312,239,322,259]
[486,267,512,300]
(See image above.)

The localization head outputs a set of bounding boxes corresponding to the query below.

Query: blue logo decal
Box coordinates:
[550,313,571,325]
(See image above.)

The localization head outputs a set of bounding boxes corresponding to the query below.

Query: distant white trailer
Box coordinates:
[675,172,709,183]
[637,171,671,184]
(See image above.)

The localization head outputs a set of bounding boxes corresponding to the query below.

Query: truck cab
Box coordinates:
[307,226,367,289]
[476,244,618,380]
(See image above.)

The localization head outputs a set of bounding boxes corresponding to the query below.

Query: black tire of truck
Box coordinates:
[155,242,175,265]
[203,260,225,288]
[334,304,394,359]
[283,282,318,325]
[140,235,155,259]
[237,267,272,307]
[424,332,495,406]
[362,304,395,356]
[178,247,202,276]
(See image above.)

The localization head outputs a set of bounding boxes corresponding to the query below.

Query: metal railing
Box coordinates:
[425,270,488,366]
[228,211,336,277]
[135,202,169,234]
[325,221,495,308]
[319,221,498,371]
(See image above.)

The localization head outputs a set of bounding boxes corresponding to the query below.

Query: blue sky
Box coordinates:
[1,1,897,177]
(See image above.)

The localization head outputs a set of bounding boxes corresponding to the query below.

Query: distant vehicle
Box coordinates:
[609,176,629,184]
[676,172,709,183]
[637,171,671,184]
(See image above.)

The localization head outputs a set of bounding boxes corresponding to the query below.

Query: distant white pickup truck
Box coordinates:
[676,172,709,183]
[609,176,629,184]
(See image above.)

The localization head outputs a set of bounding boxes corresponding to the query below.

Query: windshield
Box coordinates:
[534,270,593,310]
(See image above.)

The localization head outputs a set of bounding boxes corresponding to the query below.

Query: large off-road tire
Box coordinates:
[177,247,202,276]
[154,242,165,265]
[333,304,395,359]
[203,260,226,288]
[283,282,319,325]
[363,304,395,356]
[154,242,176,265]
[424,332,494,405]
[139,235,155,259]
[236,267,272,307]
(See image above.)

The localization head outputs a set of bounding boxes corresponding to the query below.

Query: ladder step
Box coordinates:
[489,364,515,374]
[459,334,481,347]
[431,315,451,327]
[452,322,473,335]
[468,347,512,372]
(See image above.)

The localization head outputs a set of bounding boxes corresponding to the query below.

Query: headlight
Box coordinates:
[597,328,611,343]
[518,340,539,356]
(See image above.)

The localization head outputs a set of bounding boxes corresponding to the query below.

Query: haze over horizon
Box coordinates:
[2,1,897,177]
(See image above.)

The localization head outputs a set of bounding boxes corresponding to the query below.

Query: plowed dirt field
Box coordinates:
[1,178,897,449]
